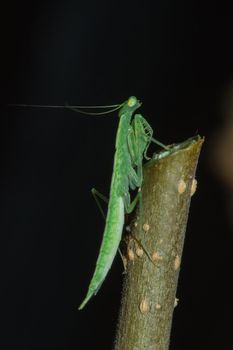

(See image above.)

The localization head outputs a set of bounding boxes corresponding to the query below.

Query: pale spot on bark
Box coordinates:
[152,251,163,263]
[174,255,180,270]
[191,178,197,196]
[128,248,135,261]
[136,247,144,257]
[143,223,150,233]
[178,179,186,194]
[139,299,149,314]
[174,297,179,308]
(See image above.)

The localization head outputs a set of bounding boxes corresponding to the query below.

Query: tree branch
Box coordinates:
[114,136,204,350]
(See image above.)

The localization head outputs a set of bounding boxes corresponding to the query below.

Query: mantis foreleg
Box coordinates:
[125,115,156,260]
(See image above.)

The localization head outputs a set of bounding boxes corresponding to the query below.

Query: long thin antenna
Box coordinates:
[8,103,124,116]
[8,103,121,109]
[66,105,123,115]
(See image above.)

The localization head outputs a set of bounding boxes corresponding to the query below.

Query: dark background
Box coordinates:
[1,1,233,349]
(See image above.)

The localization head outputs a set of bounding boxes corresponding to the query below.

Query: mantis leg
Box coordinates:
[131,114,169,160]
[91,188,108,220]
[91,188,126,271]
[126,118,156,262]
[123,191,140,214]
[125,189,145,242]
[150,136,170,151]
[123,190,155,265]
[126,120,145,234]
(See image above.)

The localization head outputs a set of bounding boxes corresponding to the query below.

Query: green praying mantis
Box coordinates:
[77,96,169,309]
[10,96,169,309]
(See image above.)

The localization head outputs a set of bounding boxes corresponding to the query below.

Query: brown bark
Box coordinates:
[114,136,204,350]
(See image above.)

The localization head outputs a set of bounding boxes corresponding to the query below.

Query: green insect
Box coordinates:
[9,96,168,309]
[78,96,168,309]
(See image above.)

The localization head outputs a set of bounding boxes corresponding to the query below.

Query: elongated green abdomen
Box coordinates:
[78,195,124,309]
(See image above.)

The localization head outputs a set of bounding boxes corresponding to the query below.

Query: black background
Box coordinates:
[1,1,233,349]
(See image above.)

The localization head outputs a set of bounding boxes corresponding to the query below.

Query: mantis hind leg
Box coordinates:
[91,188,108,220]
